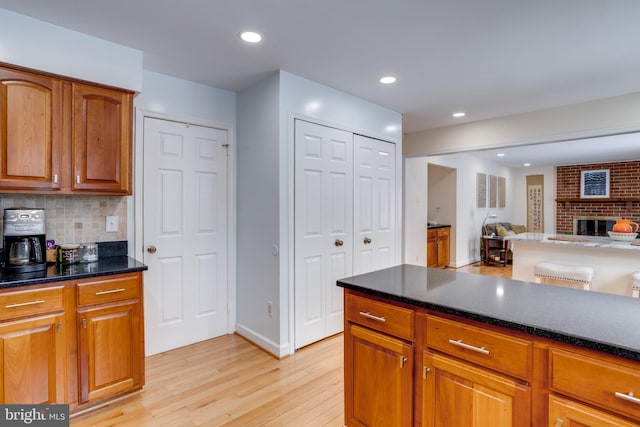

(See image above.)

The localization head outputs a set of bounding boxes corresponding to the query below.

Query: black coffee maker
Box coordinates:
[3,208,47,273]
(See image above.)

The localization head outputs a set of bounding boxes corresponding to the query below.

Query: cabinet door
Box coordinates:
[0,67,63,191]
[72,83,132,194]
[426,230,437,267]
[422,351,531,427]
[0,313,66,404]
[437,229,450,267]
[345,324,413,427]
[77,301,143,403]
[548,395,638,427]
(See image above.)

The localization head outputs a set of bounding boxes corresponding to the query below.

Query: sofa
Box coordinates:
[481,222,527,264]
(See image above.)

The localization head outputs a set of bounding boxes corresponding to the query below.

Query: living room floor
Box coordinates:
[455,261,513,279]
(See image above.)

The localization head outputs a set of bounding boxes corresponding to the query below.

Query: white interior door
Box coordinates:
[294,119,353,349]
[143,117,228,355]
[354,134,396,275]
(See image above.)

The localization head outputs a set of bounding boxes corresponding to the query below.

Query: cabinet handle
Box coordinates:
[95,288,125,296]
[448,339,490,355]
[76,175,81,184]
[554,419,563,427]
[359,311,386,322]
[423,366,431,379]
[53,174,58,184]
[400,356,407,368]
[57,322,62,333]
[615,391,640,405]
[363,237,372,244]
[81,318,87,329]
[5,300,46,309]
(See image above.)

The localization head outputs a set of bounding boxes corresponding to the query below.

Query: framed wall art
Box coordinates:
[580,169,609,198]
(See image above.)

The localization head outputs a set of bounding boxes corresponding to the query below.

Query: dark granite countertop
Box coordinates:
[427,223,450,229]
[337,264,640,361]
[0,256,147,289]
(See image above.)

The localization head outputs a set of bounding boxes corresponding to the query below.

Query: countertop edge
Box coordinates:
[338,275,640,362]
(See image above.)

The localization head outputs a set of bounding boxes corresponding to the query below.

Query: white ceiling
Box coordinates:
[1,0,639,136]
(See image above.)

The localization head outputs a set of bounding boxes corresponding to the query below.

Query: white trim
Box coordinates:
[235,323,290,359]
[134,108,237,336]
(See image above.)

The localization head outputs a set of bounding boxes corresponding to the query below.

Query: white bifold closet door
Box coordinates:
[294,120,396,350]
[294,120,353,349]
[353,134,396,275]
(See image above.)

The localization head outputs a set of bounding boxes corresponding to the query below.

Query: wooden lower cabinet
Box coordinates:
[0,313,66,404]
[548,395,639,427]
[345,324,413,427]
[76,273,144,405]
[422,351,531,427]
[427,227,450,268]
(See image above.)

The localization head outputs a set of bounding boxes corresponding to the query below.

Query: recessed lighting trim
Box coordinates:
[524,163,531,167]
[452,112,465,118]
[240,31,262,43]
[379,76,396,84]
[497,153,505,157]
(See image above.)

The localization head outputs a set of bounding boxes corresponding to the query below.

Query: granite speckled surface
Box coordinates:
[337,264,640,361]
[0,241,147,289]
[505,232,640,251]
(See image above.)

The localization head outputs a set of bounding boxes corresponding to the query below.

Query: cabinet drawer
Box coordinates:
[77,274,140,306]
[425,315,532,380]
[550,348,640,421]
[0,286,64,321]
[437,227,450,238]
[345,293,414,341]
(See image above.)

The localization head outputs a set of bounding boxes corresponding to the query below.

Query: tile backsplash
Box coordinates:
[0,195,127,246]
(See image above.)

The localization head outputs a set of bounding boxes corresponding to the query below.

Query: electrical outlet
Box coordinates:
[106,215,118,232]
[267,301,273,317]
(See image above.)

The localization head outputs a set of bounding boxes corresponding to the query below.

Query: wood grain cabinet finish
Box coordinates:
[72,83,132,194]
[0,63,133,195]
[427,227,450,268]
[422,351,531,427]
[0,67,63,191]
[345,292,415,426]
[548,395,639,427]
[0,286,66,404]
[76,273,144,405]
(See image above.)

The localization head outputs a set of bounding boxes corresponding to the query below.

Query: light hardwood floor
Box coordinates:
[71,262,506,427]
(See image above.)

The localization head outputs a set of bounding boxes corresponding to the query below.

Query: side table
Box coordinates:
[481,235,508,267]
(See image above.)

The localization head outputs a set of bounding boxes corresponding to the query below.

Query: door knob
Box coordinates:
[364,237,372,244]
[334,239,344,247]
[147,245,157,254]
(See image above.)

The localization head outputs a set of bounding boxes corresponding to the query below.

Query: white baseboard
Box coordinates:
[235,323,290,359]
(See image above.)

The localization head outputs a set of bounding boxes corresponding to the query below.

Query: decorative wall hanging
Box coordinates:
[489,175,497,208]
[526,174,544,232]
[498,176,506,208]
[580,169,610,198]
[476,173,487,208]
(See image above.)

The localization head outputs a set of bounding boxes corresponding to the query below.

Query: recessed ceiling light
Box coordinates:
[239,31,262,43]
[379,76,396,84]
[497,153,505,157]
[524,163,531,167]
[452,112,465,118]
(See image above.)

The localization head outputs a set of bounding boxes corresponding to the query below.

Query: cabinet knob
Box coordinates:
[147,245,157,254]
[363,237,372,244]
[334,239,344,247]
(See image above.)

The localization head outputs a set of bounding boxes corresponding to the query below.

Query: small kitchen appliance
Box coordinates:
[3,208,47,273]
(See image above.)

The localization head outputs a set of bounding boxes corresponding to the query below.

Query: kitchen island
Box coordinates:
[338,264,640,426]
[505,232,640,296]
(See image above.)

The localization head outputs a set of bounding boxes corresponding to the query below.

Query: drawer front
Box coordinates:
[345,292,414,341]
[425,315,532,380]
[550,348,640,421]
[437,227,450,238]
[0,286,64,320]
[77,274,140,306]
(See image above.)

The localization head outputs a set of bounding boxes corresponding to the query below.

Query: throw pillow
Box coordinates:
[510,224,527,234]
[496,224,509,236]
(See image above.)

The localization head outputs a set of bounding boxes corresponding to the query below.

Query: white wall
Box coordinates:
[235,72,282,354]
[405,153,515,267]
[0,8,143,91]
[511,166,556,233]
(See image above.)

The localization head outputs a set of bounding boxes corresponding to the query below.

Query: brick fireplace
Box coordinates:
[556,160,640,234]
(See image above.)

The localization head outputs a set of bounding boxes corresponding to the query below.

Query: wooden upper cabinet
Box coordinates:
[72,83,132,194]
[0,67,63,191]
